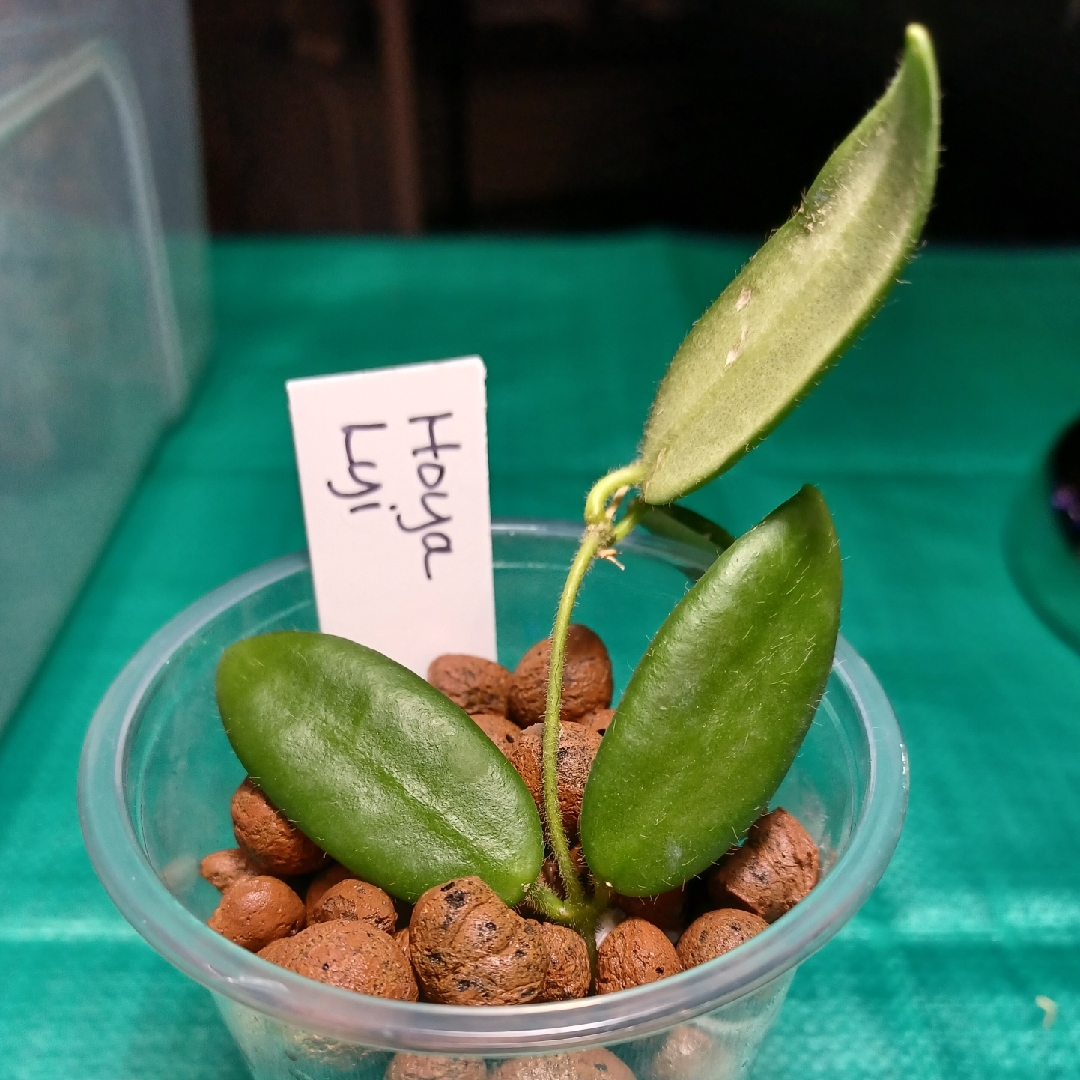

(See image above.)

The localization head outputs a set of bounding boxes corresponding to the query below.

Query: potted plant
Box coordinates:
[80,24,937,1080]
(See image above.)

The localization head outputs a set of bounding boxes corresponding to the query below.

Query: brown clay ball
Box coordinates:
[231,778,329,876]
[509,722,602,838]
[647,1026,734,1080]
[614,889,686,933]
[200,847,264,890]
[675,909,769,969]
[708,808,819,922]
[580,708,614,737]
[312,879,398,934]
[409,877,547,1005]
[472,712,522,758]
[491,1050,634,1080]
[595,918,682,995]
[207,875,305,952]
[537,923,591,1001]
[428,654,512,716]
[306,863,359,920]
[386,1055,487,1080]
[507,625,613,727]
[394,926,410,956]
[259,919,418,1000]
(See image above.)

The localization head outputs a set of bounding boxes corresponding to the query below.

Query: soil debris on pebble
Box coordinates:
[708,808,818,921]
[207,875,305,952]
[409,877,547,1005]
[508,625,613,727]
[259,919,419,999]
[428,655,512,716]
[595,918,682,995]
[231,778,329,876]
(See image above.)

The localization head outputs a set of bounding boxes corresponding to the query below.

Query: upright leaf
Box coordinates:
[639,25,939,505]
[217,631,545,905]
[579,487,841,896]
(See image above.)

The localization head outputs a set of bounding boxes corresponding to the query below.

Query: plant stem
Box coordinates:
[524,879,613,964]
[542,528,602,911]
[584,464,649,525]
[540,462,646,920]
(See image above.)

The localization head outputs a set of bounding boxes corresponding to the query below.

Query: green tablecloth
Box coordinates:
[3,234,1080,1079]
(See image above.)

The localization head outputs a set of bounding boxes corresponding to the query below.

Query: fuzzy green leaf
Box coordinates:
[579,487,841,896]
[216,631,545,905]
[639,25,939,505]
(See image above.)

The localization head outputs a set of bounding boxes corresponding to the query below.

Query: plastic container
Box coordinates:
[79,521,907,1080]
[0,1,209,728]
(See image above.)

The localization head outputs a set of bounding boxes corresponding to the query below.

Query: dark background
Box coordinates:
[190,0,1080,242]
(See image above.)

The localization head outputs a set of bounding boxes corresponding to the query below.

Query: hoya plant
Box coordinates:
[217,26,939,952]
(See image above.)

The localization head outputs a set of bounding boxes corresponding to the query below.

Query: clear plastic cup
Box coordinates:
[79,521,907,1080]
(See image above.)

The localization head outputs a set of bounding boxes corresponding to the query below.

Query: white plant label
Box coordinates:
[287,356,496,676]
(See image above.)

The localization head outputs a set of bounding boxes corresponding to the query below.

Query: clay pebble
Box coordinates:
[259,919,419,1000]
[306,862,359,920]
[537,923,591,1001]
[580,708,614,737]
[200,847,264,890]
[386,1055,488,1080]
[471,712,522,758]
[675,909,768,969]
[231,778,329,876]
[428,654,512,716]
[510,721,601,838]
[507,625,613,727]
[614,889,686,933]
[207,875,305,952]
[312,878,398,934]
[708,808,818,922]
[491,1049,635,1080]
[409,877,547,1006]
[646,1026,732,1080]
[595,918,682,995]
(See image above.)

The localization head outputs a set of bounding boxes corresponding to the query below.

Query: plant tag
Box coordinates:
[286,356,496,676]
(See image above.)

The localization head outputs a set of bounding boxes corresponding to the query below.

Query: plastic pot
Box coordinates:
[79,520,907,1080]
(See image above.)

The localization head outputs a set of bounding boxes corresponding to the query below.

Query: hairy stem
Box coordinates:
[542,529,602,911]
[524,879,613,966]
[540,462,646,921]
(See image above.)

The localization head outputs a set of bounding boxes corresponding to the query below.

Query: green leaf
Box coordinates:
[639,24,939,505]
[579,486,841,896]
[637,502,735,566]
[216,631,545,905]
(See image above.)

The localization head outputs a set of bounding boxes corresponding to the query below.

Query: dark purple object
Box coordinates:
[1050,417,1080,546]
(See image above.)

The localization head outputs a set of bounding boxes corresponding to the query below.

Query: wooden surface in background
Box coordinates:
[190,0,1080,241]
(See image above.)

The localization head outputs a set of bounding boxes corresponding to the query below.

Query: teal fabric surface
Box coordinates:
[2,234,1080,1078]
